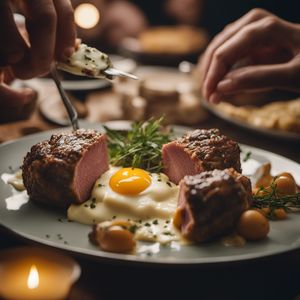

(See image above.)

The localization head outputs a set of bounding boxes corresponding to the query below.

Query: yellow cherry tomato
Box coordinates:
[237,210,270,241]
[273,208,287,220]
[274,175,297,196]
[96,221,136,253]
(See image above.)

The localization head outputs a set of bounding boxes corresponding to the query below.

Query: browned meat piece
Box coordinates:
[162,128,241,184]
[176,168,251,242]
[22,129,109,209]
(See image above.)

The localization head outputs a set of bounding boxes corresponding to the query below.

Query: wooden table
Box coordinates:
[0,81,300,300]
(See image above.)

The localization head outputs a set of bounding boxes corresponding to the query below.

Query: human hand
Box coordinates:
[199,9,300,103]
[0,0,76,79]
[0,68,37,123]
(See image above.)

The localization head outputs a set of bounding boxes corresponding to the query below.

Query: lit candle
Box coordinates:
[0,247,81,300]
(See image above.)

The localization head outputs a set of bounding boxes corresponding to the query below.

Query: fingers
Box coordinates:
[12,0,57,79]
[199,8,270,82]
[0,84,37,122]
[215,59,300,98]
[0,2,27,66]
[202,17,287,102]
[53,0,76,60]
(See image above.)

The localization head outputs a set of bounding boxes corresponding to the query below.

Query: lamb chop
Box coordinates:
[175,168,251,242]
[162,128,241,184]
[22,129,109,209]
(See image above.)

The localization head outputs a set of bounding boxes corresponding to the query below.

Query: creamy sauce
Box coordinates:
[68,167,179,224]
[1,171,29,210]
[5,191,29,210]
[68,167,180,244]
[1,170,25,191]
[221,233,246,247]
[57,43,112,78]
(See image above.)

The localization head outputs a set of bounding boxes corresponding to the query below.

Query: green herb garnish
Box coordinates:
[243,151,252,162]
[252,178,300,218]
[104,117,172,173]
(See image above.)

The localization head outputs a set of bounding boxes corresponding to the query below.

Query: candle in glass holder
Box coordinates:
[0,246,81,300]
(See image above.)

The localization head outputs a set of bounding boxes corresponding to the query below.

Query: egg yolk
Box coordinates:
[109,168,151,195]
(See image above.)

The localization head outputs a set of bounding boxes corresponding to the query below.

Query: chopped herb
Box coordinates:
[152,220,158,225]
[90,203,96,209]
[243,151,252,162]
[163,231,174,236]
[166,181,172,187]
[144,222,151,227]
[84,204,88,207]
[84,54,92,60]
[165,220,170,224]
[112,215,117,219]
[157,179,162,182]
[129,224,138,234]
[98,183,104,187]
[85,48,91,53]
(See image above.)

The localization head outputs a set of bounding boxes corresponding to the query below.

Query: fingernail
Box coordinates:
[217,78,233,92]
[209,93,222,104]
[63,47,75,59]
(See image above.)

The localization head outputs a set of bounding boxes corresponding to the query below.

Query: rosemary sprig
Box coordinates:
[103,117,172,173]
[252,178,300,218]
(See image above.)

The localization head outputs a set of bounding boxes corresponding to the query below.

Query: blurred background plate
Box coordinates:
[119,26,208,66]
[202,99,300,142]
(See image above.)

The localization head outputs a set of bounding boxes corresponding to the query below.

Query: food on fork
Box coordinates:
[162,129,241,184]
[174,168,251,242]
[57,43,112,78]
[22,129,109,209]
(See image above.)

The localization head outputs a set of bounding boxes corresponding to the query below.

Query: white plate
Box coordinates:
[0,121,300,266]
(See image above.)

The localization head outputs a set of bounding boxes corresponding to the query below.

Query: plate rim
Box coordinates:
[1,121,300,265]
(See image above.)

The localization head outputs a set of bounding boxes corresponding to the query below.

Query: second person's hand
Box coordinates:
[199,9,300,103]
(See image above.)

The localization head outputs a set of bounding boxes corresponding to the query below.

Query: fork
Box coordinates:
[50,63,80,130]
[102,67,138,80]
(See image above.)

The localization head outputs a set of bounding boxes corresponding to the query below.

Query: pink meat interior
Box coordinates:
[162,142,202,184]
[73,135,109,202]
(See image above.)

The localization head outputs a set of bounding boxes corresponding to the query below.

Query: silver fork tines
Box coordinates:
[103,68,138,80]
[50,64,79,130]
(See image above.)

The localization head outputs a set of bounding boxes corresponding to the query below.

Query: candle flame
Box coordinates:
[74,3,100,29]
[27,265,39,289]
